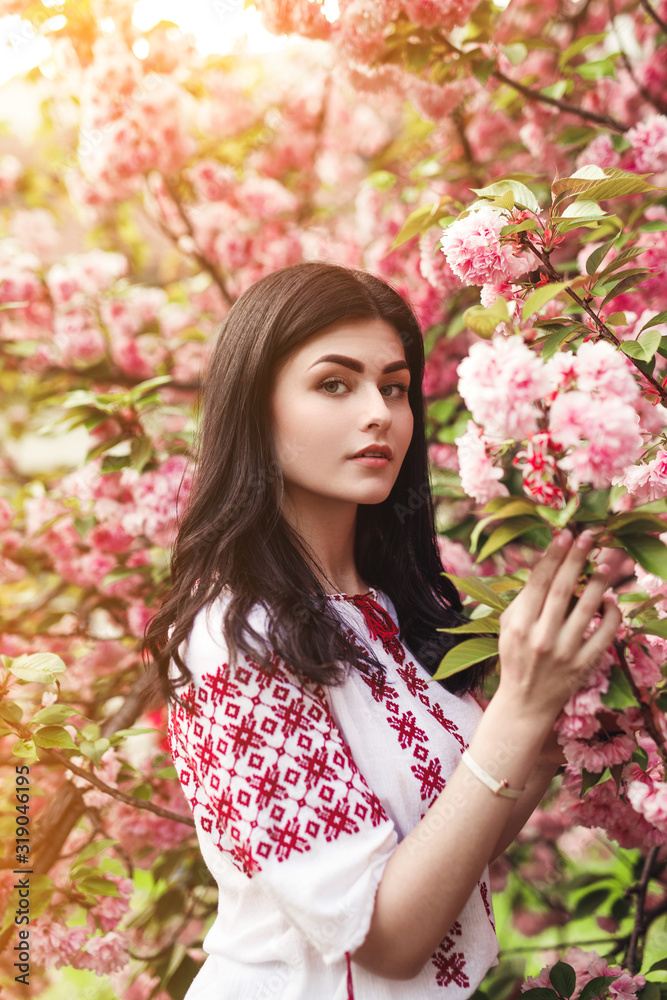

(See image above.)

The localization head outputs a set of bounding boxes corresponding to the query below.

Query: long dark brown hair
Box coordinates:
[145,261,492,706]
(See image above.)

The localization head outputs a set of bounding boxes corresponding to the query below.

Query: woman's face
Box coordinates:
[269,318,414,511]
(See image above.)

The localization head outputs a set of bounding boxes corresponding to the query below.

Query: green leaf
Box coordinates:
[85,434,127,462]
[574,55,618,80]
[597,245,646,279]
[12,738,38,761]
[463,297,510,338]
[366,170,397,191]
[503,42,527,65]
[443,575,509,611]
[8,652,67,684]
[536,495,580,528]
[522,281,576,321]
[540,324,581,360]
[553,166,658,201]
[469,179,540,214]
[600,663,638,709]
[31,704,77,725]
[501,219,538,235]
[632,746,649,770]
[471,57,497,85]
[638,984,662,1000]
[560,199,606,219]
[607,511,667,534]
[640,310,667,332]
[130,434,152,472]
[620,329,661,362]
[470,499,539,551]
[620,533,667,581]
[439,615,501,634]
[391,198,453,250]
[579,976,620,1000]
[128,374,172,399]
[72,838,118,869]
[636,619,667,639]
[549,962,577,999]
[600,270,653,309]
[477,516,541,562]
[647,960,667,974]
[558,32,607,68]
[0,701,23,724]
[76,875,120,897]
[32,725,78,750]
[79,736,111,765]
[431,636,499,681]
[574,888,611,918]
[581,766,611,795]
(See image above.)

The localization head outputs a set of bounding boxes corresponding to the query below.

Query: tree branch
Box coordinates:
[157,175,234,308]
[520,237,667,403]
[490,66,630,134]
[626,846,660,973]
[613,640,667,767]
[433,32,629,133]
[43,750,195,828]
[638,0,667,32]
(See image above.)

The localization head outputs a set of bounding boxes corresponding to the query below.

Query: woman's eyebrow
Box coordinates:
[308,354,410,374]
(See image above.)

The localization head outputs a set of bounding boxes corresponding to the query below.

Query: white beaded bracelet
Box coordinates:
[460,749,525,799]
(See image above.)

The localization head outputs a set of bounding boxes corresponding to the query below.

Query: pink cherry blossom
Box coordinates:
[54,309,107,367]
[439,205,531,286]
[438,535,475,576]
[549,392,643,490]
[9,208,59,258]
[614,450,667,502]
[455,421,509,503]
[577,134,622,170]
[627,776,667,833]
[401,0,480,30]
[457,336,554,441]
[561,732,636,771]
[626,114,667,174]
[78,930,129,974]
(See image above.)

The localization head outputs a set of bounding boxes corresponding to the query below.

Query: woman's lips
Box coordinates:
[349,456,390,467]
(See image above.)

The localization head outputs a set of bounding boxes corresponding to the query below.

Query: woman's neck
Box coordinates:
[280,486,366,595]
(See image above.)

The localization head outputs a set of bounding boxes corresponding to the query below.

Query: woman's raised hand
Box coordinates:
[497,528,622,721]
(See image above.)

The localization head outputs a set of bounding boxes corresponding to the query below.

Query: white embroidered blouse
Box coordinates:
[167,586,500,1000]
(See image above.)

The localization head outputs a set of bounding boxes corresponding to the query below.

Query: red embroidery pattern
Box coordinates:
[337,593,479,990]
[431,921,470,989]
[479,879,496,931]
[168,655,390,878]
[348,592,406,665]
[337,596,467,810]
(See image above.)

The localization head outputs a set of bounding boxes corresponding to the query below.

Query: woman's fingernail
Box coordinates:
[557,529,572,547]
[596,563,611,576]
[577,529,594,549]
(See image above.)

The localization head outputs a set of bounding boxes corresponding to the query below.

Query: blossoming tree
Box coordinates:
[0,0,666,997]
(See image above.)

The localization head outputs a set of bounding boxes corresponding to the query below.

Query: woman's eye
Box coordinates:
[320,377,347,394]
[319,378,410,397]
[382,382,410,397]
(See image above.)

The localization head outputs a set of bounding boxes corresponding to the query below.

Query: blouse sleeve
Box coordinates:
[168,597,399,965]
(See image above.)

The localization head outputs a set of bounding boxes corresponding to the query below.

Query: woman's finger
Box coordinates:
[535,530,597,643]
[557,571,609,657]
[508,529,576,622]
[575,598,622,677]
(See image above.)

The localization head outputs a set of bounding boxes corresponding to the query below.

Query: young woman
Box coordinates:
[145,261,620,1000]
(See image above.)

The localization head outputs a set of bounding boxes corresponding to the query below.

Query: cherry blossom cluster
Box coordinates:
[455,336,665,506]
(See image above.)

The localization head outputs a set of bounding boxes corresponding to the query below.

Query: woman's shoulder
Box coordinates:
[175,589,271,682]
